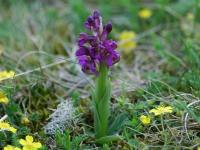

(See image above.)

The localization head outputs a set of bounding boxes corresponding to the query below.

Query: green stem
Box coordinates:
[94,64,111,139]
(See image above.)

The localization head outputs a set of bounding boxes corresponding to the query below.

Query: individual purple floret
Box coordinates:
[84,11,101,32]
[75,10,120,75]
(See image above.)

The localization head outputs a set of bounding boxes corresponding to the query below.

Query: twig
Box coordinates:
[15,59,71,78]
[184,100,200,141]
[0,115,8,122]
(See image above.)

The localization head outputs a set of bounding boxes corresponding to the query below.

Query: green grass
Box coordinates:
[0,0,200,149]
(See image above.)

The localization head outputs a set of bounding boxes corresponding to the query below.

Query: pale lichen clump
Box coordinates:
[44,99,76,135]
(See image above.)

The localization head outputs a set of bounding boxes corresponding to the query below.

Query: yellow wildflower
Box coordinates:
[19,135,42,150]
[198,147,200,150]
[21,117,30,125]
[139,115,151,125]
[3,145,21,150]
[0,71,15,81]
[150,105,173,116]
[0,122,17,133]
[118,31,137,54]
[0,91,9,104]
[119,31,136,40]
[138,8,152,19]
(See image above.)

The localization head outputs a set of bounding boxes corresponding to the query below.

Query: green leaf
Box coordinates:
[174,100,200,123]
[108,113,128,135]
[65,130,71,150]
[96,135,122,144]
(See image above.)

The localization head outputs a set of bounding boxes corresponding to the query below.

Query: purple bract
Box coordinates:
[75,10,120,75]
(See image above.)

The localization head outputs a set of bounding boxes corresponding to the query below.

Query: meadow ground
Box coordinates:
[0,0,200,149]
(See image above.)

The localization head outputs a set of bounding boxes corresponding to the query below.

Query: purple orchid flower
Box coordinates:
[75,10,120,75]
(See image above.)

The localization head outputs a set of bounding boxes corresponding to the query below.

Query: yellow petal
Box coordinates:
[22,147,30,150]
[149,105,173,116]
[149,108,156,113]
[0,71,15,81]
[19,139,27,145]
[3,145,21,150]
[138,8,152,19]
[165,106,173,113]
[118,31,137,52]
[119,41,137,51]
[9,127,17,133]
[140,115,151,125]
[33,142,42,148]
[0,122,10,128]
[119,31,136,40]
[21,117,30,125]
[149,109,160,116]
[3,145,13,150]
[0,91,9,104]
[26,135,33,143]
[0,97,9,104]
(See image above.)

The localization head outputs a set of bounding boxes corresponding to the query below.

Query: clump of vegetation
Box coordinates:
[1,0,200,149]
